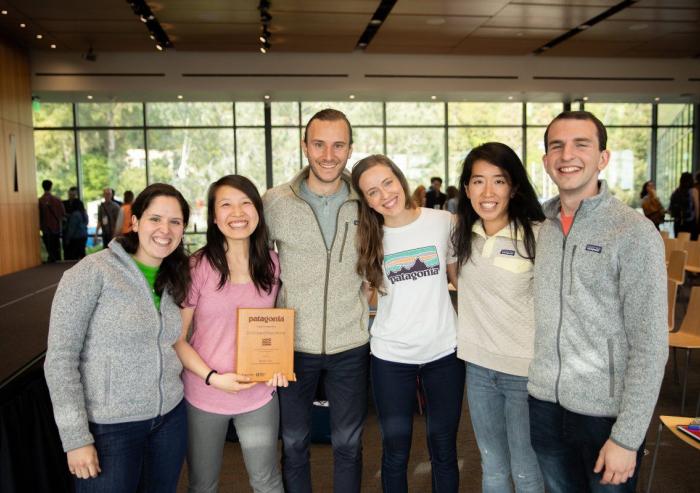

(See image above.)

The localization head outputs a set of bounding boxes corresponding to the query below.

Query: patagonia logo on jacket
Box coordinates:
[499,249,516,256]
[585,244,603,253]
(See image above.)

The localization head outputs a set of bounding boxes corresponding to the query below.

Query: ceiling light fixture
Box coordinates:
[258,1,273,53]
[349,94,356,99]
[583,96,589,101]
[264,94,271,100]
[508,96,514,100]
[177,95,183,99]
[654,97,660,101]
[19,23,26,28]
[369,19,382,25]
[50,44,56,49]
[36,34,43,39]
[356,0,398,51]
[87,95,93,100]
[1,10,8,15]
[431,95,437,100]
[128,0,173,51]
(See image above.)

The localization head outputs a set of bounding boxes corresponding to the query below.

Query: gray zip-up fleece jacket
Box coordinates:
[528,180,668,451]
[263,167,369,355]
[44,241,184,452]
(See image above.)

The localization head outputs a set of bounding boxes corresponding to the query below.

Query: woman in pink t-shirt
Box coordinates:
[174,175,286,493]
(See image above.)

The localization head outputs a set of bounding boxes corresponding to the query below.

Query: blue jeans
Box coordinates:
[466,363,543,493]
[75,399,187,493]
[371,352,465,493]
[528,396,645,493]
[278,344,369,493]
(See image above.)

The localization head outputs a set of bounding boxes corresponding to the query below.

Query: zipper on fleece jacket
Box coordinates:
[554,203,582,403]
[339,221,349,263]
[291,186,353,354]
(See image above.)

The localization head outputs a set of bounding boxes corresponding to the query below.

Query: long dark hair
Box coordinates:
[195,175,275,295]
[351,154,415,293]
[640,180,652,199]
[452,142,544,271]
[116,183,191,306]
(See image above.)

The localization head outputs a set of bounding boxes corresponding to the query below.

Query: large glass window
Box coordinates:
[78,103,143,127]
[34,130,76,198]
[387,128,445,189]
[147,102,233,127]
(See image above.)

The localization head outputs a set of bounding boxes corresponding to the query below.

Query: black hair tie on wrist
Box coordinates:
[205,369,217,385]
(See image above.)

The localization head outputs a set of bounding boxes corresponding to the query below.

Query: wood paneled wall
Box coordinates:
[0,38,40,275]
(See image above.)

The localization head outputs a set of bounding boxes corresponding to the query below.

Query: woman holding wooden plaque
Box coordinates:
[352,155,464,492]
[174,175,286,493]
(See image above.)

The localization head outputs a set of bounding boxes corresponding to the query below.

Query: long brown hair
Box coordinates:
[350,154,415,293]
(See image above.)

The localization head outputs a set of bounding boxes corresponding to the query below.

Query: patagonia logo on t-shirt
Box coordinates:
[499,249,516,256]
[585,244,603,253]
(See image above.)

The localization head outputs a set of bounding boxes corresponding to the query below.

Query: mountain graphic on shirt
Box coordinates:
[384,246,440,284]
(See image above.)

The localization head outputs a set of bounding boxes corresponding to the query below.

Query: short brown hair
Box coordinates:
[544,110,607,152]
[303,108,353,146]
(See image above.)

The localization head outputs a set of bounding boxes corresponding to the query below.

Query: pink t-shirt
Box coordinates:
[183,251,280,415]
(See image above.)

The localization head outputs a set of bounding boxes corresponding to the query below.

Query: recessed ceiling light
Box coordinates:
[264,94,271,100]
[369,19,382,26]
[629,23,648,31]
[582,96,589,101]
[508,96,514,100]
[19,23,26,28]
[149,34,155,40]
[426,17,446,26]
[578,24,591,30]
[36,34,43,39]
[155,43,163,51]
[177,95,183,100]
[50,44,56,49]
[87,95,93,100]
[431,95,437,100]
[349,94,356,100]
[654,97,660,102]
[1,10,8,15]
[358,42,368,48]
[260,46,267,53]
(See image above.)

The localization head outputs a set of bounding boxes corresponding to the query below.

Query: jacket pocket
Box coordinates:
[568,245,577,295]
[607,338,615,398]
[339,221,349,263]
[492,256,532,274]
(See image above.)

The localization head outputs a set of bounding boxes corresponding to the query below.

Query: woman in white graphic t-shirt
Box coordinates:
[351,154,464,493]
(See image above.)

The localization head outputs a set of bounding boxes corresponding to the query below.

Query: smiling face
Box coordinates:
[213,185,259,243]
[543,118,609,202]
[302,118,353,193]
[466,160,512,235]
[132,195,185,267]
[358,163,413,226]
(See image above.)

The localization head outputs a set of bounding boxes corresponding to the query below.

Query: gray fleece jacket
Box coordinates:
[44,241,184,452]
[528,180,668,451]
[263,167,369,355]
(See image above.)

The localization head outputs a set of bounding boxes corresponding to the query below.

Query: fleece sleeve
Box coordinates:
[43,260,103,452]
[610,224,668,450]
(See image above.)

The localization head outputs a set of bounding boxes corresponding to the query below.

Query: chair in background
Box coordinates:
[668,249,687,287]
[645,409,700,493]
[664,238,685,265]
[668,279,678,332]
[684,240,700,275]
[677,231,691,243]
[669,286,700,414]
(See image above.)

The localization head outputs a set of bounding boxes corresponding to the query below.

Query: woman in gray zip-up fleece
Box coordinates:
[44,184,191,493]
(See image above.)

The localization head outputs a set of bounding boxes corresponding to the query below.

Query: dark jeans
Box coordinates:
[371,352,465,493]
[279,344,369,493]
[74,399,187,493]
[42,229,61,262]
[64,236,87,260]
[528,396,644,493]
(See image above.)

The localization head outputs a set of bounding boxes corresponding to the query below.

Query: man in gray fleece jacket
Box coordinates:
[528,111,667,492]
[263,108,369,493]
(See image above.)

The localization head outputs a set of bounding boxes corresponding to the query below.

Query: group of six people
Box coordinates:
[44,108,667,493]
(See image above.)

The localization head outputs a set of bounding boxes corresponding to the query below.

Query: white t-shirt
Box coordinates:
[371,207,458,364]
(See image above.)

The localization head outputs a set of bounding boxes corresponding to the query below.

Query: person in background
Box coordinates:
[63,195,89,260]
[640,181,665,230]
[263,109,369,493]
[39,179,65,263]
[95,187,120,247]
[425,176,447,209]
[115,190,135,235]
[669,172,698,240]
[411,185,426,208]
[44,183,191,492]
[528,111,667,492]
[444,185,459,214]
[352,154,464,493]
[175,175,286,493]
[452,142,544,492]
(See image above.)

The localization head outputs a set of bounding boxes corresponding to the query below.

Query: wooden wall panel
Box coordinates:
[0,38,41,275]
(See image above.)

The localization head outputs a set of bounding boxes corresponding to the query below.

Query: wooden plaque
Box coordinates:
[236,308,296,382]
